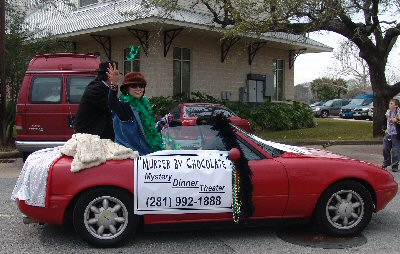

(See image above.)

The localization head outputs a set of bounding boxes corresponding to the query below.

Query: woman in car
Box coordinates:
[106,63,164,155]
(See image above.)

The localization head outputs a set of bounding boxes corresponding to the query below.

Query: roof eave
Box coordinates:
[56,16,332,53]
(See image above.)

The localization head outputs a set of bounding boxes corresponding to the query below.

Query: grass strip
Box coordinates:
[256,118,381,142]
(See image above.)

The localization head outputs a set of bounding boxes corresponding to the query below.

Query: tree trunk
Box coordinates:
[0,0,6,145]
[368,60,396,137]
[373,94,388,137]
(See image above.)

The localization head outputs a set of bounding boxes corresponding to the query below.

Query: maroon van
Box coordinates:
[15,53,100,160]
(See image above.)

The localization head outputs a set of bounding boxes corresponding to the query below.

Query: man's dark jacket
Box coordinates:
[74,79,114,140]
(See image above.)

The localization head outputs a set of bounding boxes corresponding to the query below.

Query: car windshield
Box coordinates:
[312,101,324,106]
[161,125,227,150]
[160,124,284,157]
[348,99,364,105]
[183,105,236,117]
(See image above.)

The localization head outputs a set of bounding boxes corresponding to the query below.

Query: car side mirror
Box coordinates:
[229,148,241,161]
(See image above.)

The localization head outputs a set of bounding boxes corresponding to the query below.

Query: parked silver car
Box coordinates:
[313,99,350,118]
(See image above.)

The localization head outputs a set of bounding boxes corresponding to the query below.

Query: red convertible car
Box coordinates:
[12,119,397,248]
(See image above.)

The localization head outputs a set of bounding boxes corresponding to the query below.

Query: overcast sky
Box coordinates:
[293,31,400,85]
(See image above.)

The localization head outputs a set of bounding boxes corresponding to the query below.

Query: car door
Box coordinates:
[330,100,341,116]
[237,139,289,218]
[175,137,289,221]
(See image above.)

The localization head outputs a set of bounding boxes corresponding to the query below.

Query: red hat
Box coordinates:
[120,72,147,94]
[122,72,147,85]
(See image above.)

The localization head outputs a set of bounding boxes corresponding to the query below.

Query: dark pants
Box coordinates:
[383,134,400,169]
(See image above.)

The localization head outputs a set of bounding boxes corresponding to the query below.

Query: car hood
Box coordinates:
[315,106,329,110]
[353,105,373,110]
[342,104,362,109]
[280,147,350,160]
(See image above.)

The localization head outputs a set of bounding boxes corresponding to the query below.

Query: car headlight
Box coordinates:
[362,107,369,111]
[315,107,320,111]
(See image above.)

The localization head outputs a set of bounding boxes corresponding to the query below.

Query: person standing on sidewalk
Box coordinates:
[382,98,400,172]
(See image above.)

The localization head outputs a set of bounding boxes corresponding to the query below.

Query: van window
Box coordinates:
[68,76,94,103]
[30,77,62,103]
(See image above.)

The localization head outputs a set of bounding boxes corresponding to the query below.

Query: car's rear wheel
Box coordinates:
[321,110,329,118]
[73,187,138,247]
[315,180,373,237]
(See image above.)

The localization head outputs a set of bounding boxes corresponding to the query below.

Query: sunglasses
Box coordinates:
[128,84,145,89]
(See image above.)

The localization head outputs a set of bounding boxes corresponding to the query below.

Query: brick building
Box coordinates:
[25,0,332,102]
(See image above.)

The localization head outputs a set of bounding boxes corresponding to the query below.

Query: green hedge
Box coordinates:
[225,101,315,131]
[149,92,316,131]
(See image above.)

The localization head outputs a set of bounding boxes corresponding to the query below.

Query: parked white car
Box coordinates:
[353,102,373,120]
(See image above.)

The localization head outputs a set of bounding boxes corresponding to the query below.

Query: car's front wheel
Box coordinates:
[73,187,138,247]
[315,180,373,237]
[321,110,329,118]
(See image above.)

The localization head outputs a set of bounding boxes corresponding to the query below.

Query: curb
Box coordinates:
[0,140,383,159]
[0,151,22,159]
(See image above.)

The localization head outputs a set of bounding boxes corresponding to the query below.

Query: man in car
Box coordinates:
[74,61,117,140]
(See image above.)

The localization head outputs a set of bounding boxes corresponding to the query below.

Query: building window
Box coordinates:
[273,59,284,101]
[173,47,191,99]
[80,0,98,7]
[123,48,140,75]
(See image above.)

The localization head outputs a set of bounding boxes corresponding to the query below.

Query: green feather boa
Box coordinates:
[119,94,165,152]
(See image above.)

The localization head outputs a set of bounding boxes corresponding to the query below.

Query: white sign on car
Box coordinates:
[134,151,233,214]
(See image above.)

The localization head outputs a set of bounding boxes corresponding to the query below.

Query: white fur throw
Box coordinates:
[62,133,139,172]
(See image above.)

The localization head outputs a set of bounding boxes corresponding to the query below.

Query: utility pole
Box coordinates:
[0,0,6,145]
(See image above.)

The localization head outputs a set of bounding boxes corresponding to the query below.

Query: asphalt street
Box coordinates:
[0,144,399,254]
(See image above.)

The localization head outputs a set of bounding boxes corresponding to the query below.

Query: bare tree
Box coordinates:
[294,83,312,103]
[142,0,400,136]
[332,39,371,90]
